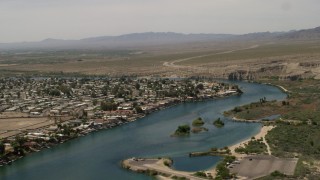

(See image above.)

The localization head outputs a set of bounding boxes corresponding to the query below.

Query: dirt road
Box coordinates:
[163,45,259,69]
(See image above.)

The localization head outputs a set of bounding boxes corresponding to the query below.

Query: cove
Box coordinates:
[171,156,222,172]
[0,81,286,180]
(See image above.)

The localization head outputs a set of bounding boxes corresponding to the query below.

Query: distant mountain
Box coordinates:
[0,27,319,50]
[277,26,320,40]
[0,32,235,50]
[81,32,234,42]
[79,32,236,48]
[237,31,285,40]
[40,38,69,43]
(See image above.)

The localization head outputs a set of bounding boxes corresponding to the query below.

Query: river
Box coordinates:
[0,81,286,180]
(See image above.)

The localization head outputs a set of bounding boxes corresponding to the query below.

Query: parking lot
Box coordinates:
[229,155,298,179]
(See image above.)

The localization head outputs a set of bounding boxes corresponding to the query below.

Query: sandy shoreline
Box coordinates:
[229,125,275,158]
[206,125,275,178]
[123,125,275,179]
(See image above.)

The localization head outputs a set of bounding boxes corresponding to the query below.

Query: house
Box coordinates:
[69,119,82,127]
[23,141,38,148]
[4,143,14,154]
[30,112,41,115]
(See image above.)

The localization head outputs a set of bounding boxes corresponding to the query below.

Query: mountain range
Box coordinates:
[1,26,319,50]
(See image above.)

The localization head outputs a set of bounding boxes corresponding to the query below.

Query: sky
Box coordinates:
[0,0,319,43]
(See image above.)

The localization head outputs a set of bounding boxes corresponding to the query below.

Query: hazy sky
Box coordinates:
[0,0,319,43]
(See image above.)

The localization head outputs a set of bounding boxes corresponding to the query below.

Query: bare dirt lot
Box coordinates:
[230,155,298,179]
[0,111,73,138]
[0,117,53,138]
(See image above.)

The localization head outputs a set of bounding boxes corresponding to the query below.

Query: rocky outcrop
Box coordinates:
[226,60,320,81]
[228,70,256,80]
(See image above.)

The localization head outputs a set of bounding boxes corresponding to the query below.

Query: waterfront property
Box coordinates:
[0,77,241,166]
[0,81,286,180]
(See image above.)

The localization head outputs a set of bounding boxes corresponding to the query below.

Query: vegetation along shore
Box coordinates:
[123,77,320,179]
[0,77,241,166]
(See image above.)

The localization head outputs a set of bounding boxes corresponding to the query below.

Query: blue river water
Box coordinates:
[0,81,286,180]
[171,156,222,172]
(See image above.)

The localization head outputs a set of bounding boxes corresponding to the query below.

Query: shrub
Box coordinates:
[194,171,207,177]
[192,117,204,126]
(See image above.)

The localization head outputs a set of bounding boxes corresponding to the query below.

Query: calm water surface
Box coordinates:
[0,81,286,180]
[171,156,222,172]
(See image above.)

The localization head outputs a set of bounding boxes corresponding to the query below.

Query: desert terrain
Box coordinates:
[1,27,320,79]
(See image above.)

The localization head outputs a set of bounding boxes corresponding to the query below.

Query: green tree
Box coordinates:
[102,85,108,96]
[192,117,205,126]
[91,92,97,98]
[135,106,143,114]
[174,124,191,135]
[213,118,225,128]
[0,141,5,155]
[135,83,140,90]
[196,83,204,90]
[101,101,118,111]
[92,99,98,106]
[59,85,72,97]
[49,89,61,96]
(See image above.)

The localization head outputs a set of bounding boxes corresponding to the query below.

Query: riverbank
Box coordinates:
[0,91,241,167]
[120,81,287,179]
[120,80,285,179]
[258,82,289,93]
[229,125,275,158]
[0,80,289,180]
[122,125,276,179]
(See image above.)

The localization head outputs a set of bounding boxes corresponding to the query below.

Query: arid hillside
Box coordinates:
[1,27,320,79]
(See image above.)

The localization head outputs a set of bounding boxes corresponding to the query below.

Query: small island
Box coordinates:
[172,124,191,136]
[192,117,205,126]
[213,118,225,128]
